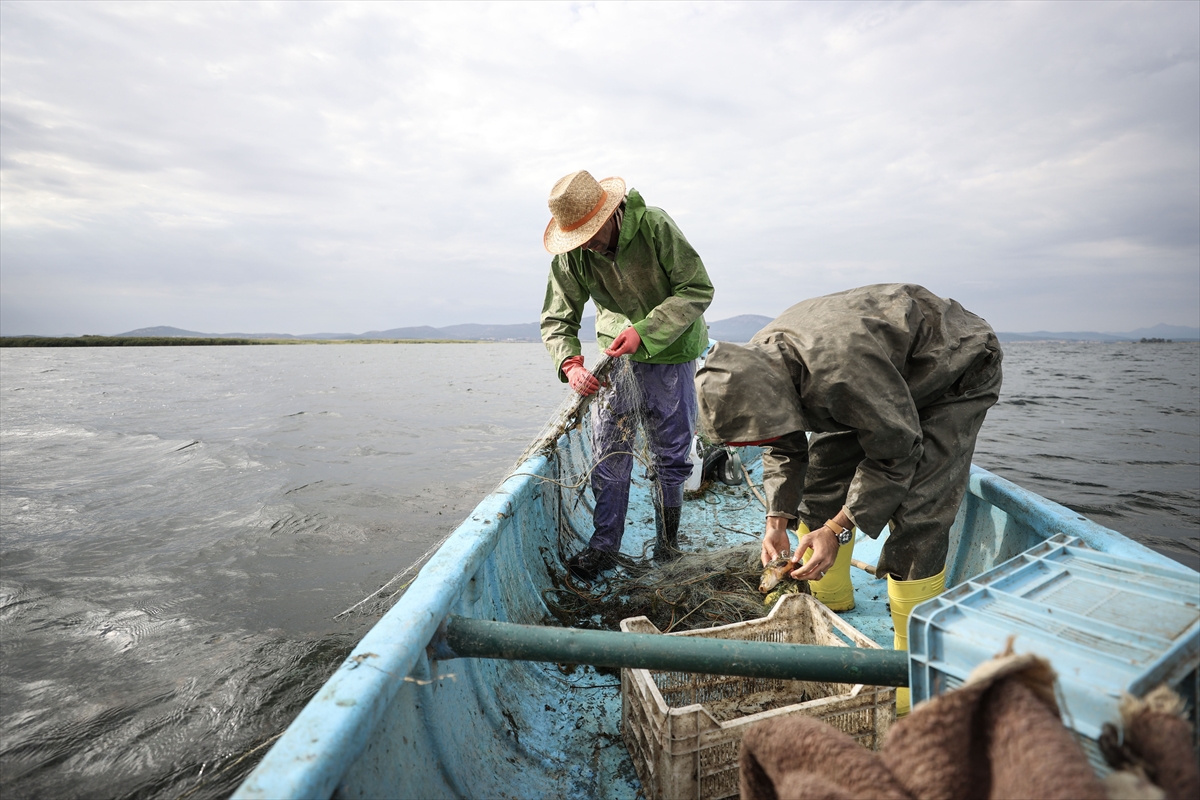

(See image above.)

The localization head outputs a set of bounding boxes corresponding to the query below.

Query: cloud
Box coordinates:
[1,0,1197,335]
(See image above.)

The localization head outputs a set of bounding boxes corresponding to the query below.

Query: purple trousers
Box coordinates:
[588,359,697,553]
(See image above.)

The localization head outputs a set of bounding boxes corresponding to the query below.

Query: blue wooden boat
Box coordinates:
[234,381,1197,800]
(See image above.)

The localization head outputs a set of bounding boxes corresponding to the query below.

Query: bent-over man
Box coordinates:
[694,283,1001,713]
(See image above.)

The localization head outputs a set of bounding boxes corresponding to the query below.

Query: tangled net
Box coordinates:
[515,354,811,633]
[543,542,808,634]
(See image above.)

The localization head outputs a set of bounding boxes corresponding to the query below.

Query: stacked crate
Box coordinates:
[620,594,894,800]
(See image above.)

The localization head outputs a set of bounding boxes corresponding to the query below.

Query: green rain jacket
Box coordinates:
[695,284,1001,538]
[540,189,714,380]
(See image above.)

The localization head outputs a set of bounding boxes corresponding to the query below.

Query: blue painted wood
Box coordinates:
[234,456,551,800]
[234,438,1197,800]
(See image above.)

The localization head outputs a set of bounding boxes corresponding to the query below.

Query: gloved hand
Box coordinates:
[561,355,600,396]
[605,326,642,357]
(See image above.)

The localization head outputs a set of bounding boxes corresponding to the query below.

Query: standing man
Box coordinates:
[694,284,1002,713]
[540,170,714,580]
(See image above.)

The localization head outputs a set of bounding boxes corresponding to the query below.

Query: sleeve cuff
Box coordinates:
[629,320,653,356]
[842,506,858,529]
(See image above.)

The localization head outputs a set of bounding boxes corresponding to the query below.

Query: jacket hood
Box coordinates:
[695,340,807,443]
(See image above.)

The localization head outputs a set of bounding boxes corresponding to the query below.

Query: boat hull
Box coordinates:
[236,434,1193,799]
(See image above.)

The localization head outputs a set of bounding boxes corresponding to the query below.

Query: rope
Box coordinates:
[334,534,450,619]
[741,460,768,510]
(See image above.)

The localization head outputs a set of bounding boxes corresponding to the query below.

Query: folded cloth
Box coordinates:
[740,650,1113,800]
[1099,685,1200,800]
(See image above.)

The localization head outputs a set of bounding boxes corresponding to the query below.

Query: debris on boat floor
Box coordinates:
[545,543,809,634]
[703,687,812,723]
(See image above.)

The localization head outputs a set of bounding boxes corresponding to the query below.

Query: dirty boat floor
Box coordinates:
[467,460,895,800]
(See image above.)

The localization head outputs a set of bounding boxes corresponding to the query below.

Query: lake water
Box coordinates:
[1,341,1197,798]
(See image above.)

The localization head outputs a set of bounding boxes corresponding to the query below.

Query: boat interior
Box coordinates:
[236,423,1195,800]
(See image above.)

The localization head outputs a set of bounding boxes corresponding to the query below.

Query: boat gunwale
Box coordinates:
[234,452,552,800]
[965,466,1190,573]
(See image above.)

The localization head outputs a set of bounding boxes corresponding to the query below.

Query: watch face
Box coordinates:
[837,530,853,545]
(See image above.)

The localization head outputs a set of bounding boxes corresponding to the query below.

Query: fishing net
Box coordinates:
[514,355,805,633]
[542,543,808,634]
[340,353,792,628]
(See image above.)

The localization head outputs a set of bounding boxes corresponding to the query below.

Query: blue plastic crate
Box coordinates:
[908,534,1199,770]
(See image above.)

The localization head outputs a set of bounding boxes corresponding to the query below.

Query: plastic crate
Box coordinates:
[909,533,1200,771]
[620,593,894,800]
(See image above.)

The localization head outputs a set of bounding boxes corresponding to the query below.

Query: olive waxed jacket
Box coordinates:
[540,189,714,380]
[696,284,1001,537]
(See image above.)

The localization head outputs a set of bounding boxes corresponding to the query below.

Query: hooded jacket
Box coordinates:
[696,284,1000,536]
[540,188,714,380]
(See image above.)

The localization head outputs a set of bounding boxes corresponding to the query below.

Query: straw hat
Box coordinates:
[543,170,626,254]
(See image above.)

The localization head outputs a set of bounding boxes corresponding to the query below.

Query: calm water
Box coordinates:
[1,341,1197,798]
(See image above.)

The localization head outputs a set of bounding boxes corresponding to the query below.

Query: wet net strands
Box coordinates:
[340,353,794,633]
[514,353,616,468]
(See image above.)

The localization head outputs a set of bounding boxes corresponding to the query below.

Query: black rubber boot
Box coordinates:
[567,547,617,581]
[652,506,682,562]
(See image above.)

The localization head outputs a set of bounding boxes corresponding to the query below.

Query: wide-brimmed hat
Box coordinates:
[543,170,626,254]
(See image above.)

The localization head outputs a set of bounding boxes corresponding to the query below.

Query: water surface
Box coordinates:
[1,340,1196,798]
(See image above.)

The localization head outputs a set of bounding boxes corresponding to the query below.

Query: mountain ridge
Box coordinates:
[112,319,1200,343]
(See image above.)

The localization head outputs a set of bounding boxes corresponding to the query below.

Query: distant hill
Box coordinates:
[119,326,303,340]
[117,320,1198,344]
[996,323,1199,343]
[358,325,449,340]
[361,320,584,342]
[707,314,773,343]
[117,315,772,342]
[1126,324,1200,340]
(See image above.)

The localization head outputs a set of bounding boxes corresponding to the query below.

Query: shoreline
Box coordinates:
[0,337,485,347]
[3,337,1196,348]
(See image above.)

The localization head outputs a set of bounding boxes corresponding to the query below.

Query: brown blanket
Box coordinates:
[1099,685,1200,800]
[739,651,1198,800]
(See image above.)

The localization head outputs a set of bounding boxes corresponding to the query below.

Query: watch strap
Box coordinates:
[825,518,853,545]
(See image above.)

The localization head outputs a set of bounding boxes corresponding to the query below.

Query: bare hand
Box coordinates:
[761,517,793,566]
[790,526,839,580]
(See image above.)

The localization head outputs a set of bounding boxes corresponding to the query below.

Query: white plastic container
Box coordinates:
[685,435,703,491]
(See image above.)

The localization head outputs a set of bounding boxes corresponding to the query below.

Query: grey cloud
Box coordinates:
[1,0,1196,336]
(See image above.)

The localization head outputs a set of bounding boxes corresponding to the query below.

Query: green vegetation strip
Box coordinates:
[0,337,481,347]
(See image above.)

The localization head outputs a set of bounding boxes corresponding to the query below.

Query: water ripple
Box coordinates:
[1,340,1196,798]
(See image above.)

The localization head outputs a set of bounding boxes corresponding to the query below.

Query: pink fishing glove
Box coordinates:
[561,356,600,396]
[605,327,642,358]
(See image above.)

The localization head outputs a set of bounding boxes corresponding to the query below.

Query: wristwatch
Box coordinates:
[825,518,853,546]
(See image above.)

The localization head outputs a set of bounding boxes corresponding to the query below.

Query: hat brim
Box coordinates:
[543,176,626,255]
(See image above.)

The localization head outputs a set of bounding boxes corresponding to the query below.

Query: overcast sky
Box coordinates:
[1,1,1197,336]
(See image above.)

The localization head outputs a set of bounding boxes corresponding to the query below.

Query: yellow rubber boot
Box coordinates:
[887,567,946,716]
[803,531,856,612]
